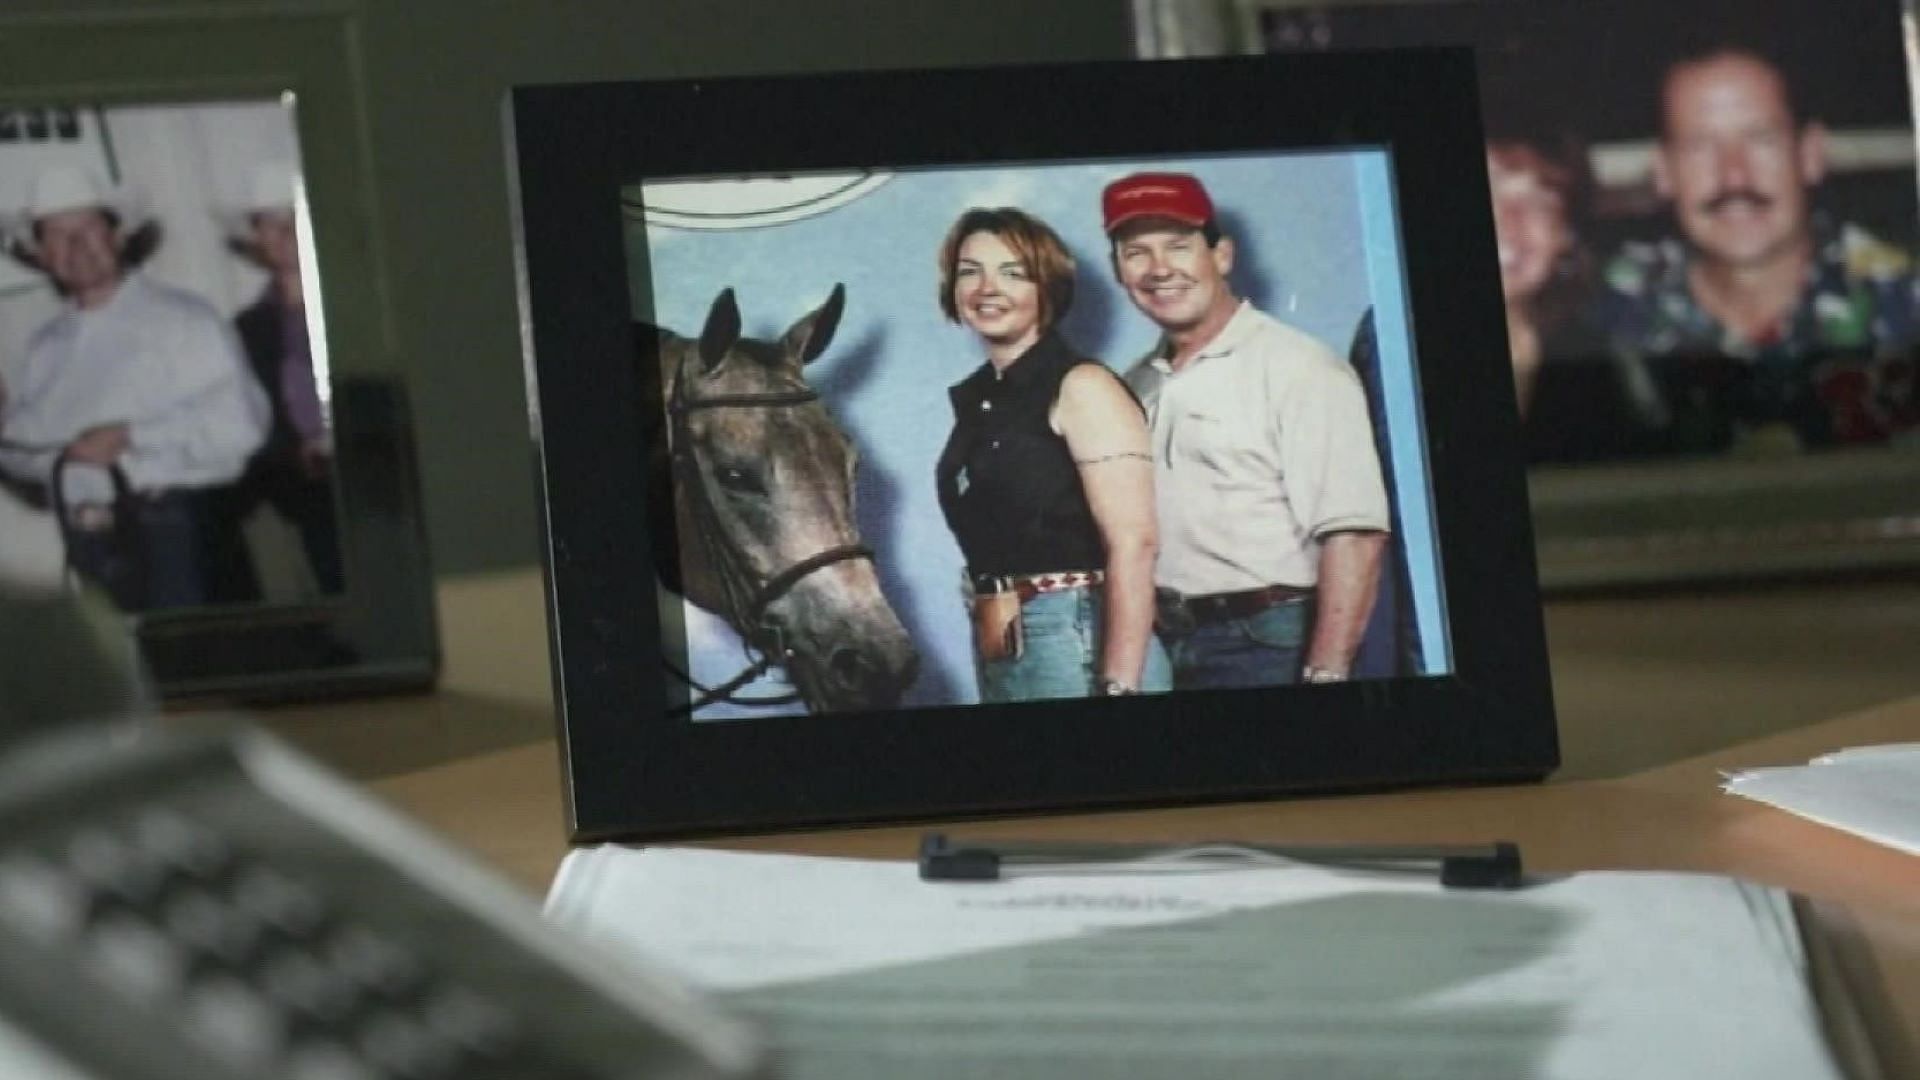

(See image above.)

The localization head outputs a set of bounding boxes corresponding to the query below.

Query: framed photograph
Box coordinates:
[0,12,435,700]
[1138,0,1920,588]
[510,51,1557,840]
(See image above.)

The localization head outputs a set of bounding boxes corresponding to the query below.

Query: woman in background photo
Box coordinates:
[933,206,1169,702]
[1488,130,1663,464]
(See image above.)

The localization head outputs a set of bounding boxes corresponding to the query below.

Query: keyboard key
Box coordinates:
[164,890,264,967]
[231,864,328,937]
[84,913,186,1002]
[0,855,87,942]
[261,947,360,1024]
[130,808,234,880]
[64,827,130,882]
[181,974,285,1068]
[65,826,163,903]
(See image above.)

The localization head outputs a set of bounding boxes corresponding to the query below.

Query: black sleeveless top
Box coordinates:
[936,331,1117,577]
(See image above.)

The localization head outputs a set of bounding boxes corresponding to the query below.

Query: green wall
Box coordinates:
[2,0,1133,574]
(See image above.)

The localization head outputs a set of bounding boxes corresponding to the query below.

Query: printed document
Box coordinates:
[1725,743,1920,858]
[546,846,1844,1080]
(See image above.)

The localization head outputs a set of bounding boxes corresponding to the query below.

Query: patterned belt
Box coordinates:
[970,569,1106,603]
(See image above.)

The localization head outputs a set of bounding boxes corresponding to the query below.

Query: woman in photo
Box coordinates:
[933,207,1169,702]
[1487,132,1658,463]
[1488,133,1595,412]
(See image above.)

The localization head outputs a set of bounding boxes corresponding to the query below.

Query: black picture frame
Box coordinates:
[508,50,1556,841]
[136,372,437,703]
[0,10,437,703]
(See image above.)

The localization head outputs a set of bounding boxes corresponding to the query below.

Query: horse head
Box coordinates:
[642,285,918,713]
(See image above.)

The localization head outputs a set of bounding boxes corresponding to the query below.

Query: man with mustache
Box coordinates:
[1602,43,1917,451]
[1106,172,1389,690]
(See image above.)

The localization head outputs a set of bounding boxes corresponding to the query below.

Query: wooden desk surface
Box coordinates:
[357,689,1920,1064]
[361,691,1920,900]
[253,569,1920,1060]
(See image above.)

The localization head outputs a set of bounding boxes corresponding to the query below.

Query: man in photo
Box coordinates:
[1105,172,1389,690]
[209,162,344,601]
[0,165,269,611]
[1602,41,1918,452]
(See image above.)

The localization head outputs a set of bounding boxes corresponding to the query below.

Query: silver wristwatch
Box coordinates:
[1095,676,1138,696]
[1300,665,1349,684]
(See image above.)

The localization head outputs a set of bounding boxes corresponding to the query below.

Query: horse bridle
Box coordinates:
[663,354,874,715]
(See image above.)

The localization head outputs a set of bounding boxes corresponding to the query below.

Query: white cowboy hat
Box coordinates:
[216,160,299,243]
[4,164,150,257]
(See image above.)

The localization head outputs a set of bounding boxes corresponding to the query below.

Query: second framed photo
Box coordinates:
[0,11,436,702]
[1140,0,1920,589]
[510,51,1556,840]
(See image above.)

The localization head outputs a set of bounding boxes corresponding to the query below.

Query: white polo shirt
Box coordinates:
[0,274,269,504]
[1124,300,1389,596]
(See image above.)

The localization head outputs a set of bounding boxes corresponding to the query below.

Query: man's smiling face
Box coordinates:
[36,208,122,302]
[1111,217,1236,334]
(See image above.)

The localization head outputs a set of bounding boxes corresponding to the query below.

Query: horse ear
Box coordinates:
[697,288,742,375]
[783,283,845,367]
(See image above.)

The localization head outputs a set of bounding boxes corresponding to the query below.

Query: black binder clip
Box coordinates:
[1437,841,1524,889]
[918,833,1005,881]
[919,833,1525,890]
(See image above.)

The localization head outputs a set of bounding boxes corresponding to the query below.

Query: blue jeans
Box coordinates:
[975,586,1173,703]
[1163,598,1308,692]
[66,490,210,612]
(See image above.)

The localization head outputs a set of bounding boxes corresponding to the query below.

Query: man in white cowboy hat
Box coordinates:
[0,164,269,611]
[205,160,342,601]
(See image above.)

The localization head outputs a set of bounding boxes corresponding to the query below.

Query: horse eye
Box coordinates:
[716,463,765,494]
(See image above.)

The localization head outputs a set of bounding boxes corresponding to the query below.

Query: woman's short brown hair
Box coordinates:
[936,207,1076,329]
[1485,133,1595,332]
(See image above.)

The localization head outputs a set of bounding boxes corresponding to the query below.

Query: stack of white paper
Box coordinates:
[545,846,1849,1080]
[1723,743,1920,858]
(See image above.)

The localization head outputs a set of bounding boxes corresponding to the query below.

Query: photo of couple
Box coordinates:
[630,152,1450,720]
[1490,39,1916,465]
[1249,0,1919,465]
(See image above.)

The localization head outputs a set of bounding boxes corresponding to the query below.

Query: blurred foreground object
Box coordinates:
[0,719,768,1079]
[0,582,150,748]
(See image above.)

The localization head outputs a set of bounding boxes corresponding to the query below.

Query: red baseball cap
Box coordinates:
[1101,172,1215,234]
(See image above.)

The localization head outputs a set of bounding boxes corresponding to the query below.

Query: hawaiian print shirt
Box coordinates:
[1599,216,1919,451]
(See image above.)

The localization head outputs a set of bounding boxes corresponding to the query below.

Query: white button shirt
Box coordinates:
[0,274,269,504]
[1124,301,1389,596]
